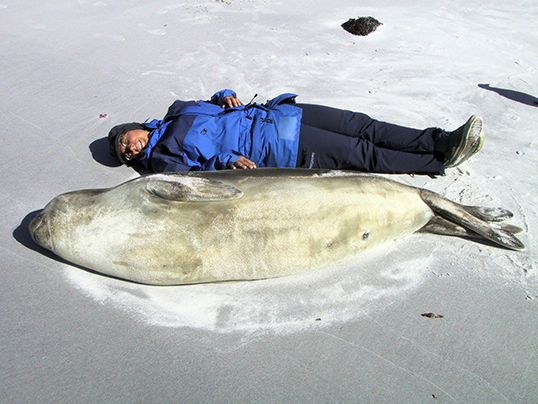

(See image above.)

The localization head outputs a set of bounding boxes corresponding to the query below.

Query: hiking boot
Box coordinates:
[453,124,485,167]
[447,115,484,167]
[435,115,484,168]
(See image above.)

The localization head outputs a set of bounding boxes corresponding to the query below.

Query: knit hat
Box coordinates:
[108,122,145,164]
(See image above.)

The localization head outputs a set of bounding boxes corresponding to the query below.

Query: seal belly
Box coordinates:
[189,176,432,283]
[110,174,434,284]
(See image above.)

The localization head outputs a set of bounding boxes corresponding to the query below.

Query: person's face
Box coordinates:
[118,129,149,161]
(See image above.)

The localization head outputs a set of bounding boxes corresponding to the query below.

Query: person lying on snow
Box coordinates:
[108,89,484,175]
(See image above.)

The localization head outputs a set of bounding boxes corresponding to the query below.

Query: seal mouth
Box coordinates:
[28,211,52,250]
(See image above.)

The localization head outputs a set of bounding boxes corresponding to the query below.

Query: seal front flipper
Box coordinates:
[141,173,243,202]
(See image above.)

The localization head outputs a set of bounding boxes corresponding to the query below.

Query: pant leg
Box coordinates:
[296,103,438,154]
[297,123,445,175]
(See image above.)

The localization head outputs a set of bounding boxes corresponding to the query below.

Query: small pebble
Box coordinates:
[421,312,444,318]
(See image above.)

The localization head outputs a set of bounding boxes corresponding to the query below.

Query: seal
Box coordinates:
[29,169,524,285]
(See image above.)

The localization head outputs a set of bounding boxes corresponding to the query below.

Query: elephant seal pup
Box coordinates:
[29,169,524,285]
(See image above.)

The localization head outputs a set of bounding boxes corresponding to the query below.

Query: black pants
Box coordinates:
[295,104,445,175]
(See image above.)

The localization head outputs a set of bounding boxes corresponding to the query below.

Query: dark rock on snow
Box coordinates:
[342,16,382,36]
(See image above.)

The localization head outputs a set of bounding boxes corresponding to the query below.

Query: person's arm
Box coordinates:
[210,89,243,109]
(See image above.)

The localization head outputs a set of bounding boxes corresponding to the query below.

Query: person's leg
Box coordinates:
[297,124,445,175]
[296,103,438,154]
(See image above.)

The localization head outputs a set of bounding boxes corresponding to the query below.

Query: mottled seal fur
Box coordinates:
[29,169,524,285]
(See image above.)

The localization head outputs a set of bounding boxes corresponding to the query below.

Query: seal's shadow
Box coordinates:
[14,210,52,258]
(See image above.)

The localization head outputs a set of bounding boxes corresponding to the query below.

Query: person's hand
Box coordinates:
[222,96,243,109]
[232,156,257,169]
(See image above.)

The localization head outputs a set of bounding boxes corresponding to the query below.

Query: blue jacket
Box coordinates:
[137,89,303,172]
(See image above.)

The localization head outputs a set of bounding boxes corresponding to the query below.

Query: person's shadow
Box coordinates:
[89,137,122,167]
[90,137,150,175]
[478,84,538,107]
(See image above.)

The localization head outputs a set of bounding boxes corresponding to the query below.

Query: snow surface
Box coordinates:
[2,0,537,402]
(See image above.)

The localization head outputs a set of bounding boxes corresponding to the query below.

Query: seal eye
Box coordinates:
[362,232,370,240]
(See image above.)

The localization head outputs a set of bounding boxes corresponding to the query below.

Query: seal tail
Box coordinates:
[418,189,525,251]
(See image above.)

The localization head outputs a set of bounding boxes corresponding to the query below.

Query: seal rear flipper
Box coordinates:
[420,216,523,237]
[461,205,514,222]
[492,223,524,234]
[420,216,479,238]
[142,175,243,202]
[419,189,525,251]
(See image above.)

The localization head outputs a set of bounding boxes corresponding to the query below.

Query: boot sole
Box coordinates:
[445,115,483,168]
